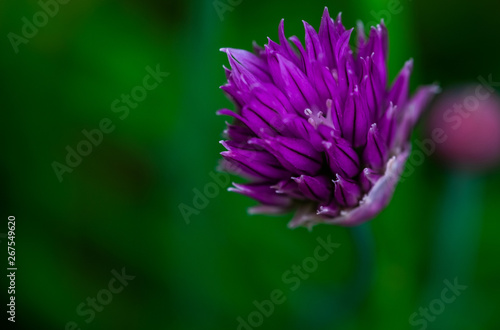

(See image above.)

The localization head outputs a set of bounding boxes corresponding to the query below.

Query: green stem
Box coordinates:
[421,171,483,327]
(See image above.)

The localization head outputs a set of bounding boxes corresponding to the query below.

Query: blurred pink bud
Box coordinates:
[427,85,500,170]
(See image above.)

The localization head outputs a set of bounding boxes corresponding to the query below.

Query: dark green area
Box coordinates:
[1,0,499,329]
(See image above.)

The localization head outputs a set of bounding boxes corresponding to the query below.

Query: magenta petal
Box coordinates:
[223,122,255,143]
[239,105,283,136]
[319,7,336,68]
[361,56,385,119]
[288,147,410,228]
[342,87,370,147]
[250,136,322,176]
[359,167,382,192]
[304,21,325,65]
[221,141,290,180]
[276,53,320,111]
[309,61,337,102]
[229,183,293,207]
[283,115,324,151]
[389,59,413,108]
[323,138,360,178]
[317,199,340,217]
[222,48,271,83]
[377,102,398,149]
[395,84,440,148]
[325,147,410,226]
[271,179,304,199]
[326,98,343,133]
[278,19,302,67]
[333,174,362,207]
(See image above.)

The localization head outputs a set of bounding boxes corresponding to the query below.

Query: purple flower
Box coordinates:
[217,8,438,228]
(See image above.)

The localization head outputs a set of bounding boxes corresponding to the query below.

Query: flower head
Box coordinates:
[218,8,438,228]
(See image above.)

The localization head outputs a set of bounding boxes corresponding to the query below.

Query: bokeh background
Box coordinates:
[2,0,500,329]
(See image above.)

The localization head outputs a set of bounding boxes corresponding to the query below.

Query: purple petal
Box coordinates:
[304,21,325,65]
[221,142,291,180]
[389,59,413,108]
[265,46,285,87]
[252,83,293,115]
[359,167,382,192]
[334,13,347,36]
[358,24,388,88]
[220,84,246,109]
[293,175,332,201]
[362,123,388,170]
[318,123,341,141]
[355,20,367,54]
[278,19,302,67]
[223,65,232,80]
[289,35,309,76]
[324,98,343,133]
[317,199,341,217]
[335,29,355,96]
[226,53,260,91]
[283,114,324,150]
[394,84,440,148]
[252,41,265,57]
[222,48,271,82]
[271,179,305,199]
[333,174,362,207]
[371,23,388,84]
[223,122,255,143]
[323,138,360,178]
[249,136,323,175]
[342,86,370,147]
[229,183,293,207]
[319,7,336,68]
[322,147,410,227]
[287,147,410,228]
[234,105,282,137]
[276,53,320,112]
[377,102,398,149]
[309,60,338,102]
[361,55,386,120]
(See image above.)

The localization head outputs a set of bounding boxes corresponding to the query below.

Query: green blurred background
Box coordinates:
[1,0,500,329]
